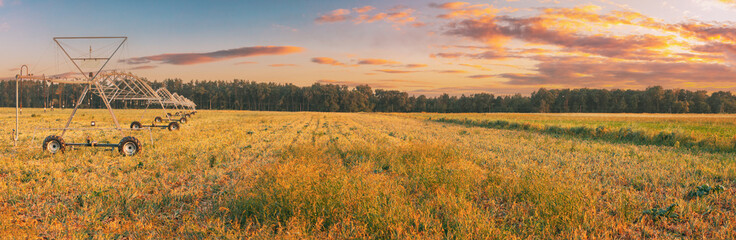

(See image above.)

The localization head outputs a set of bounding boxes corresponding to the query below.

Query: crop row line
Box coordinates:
[430,117,736,153]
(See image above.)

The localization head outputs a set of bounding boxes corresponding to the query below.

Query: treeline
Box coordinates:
[2,79,736,113]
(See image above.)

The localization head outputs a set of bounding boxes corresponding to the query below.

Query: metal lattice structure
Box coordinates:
[156,88,197,117]
[12,37,198,156]
[93,71,188,130]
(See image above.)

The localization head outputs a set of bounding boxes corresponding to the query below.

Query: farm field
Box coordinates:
[405,112,736,152]
[1,108,736,238]
[406,113,736,139]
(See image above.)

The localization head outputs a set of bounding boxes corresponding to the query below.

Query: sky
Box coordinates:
[1,0,736,96]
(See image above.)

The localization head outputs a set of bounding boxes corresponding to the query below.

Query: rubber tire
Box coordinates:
[130,121,142,129]
[168,122,180,131]
[118,136,142,156]
[179,117,188,124]
[42,135,65,154]
[154,117,163,123]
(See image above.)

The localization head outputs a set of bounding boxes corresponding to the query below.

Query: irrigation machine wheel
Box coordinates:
[154,116,163,123]
[118,136,142,156]
[130,121,143,129]
[167,113,172,117]
[168,122,180,131]
[179,117,188,124]
[42,135,66,154]
[185,114,191,118]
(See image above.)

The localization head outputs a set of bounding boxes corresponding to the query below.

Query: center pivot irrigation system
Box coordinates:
[95,71,195,130]
[13,37,197,156]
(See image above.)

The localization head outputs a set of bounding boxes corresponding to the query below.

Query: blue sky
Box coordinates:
[3,0,736,95]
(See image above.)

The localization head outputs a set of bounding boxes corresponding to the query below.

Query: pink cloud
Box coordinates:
[130,65,157,70]
[376,69,418,74]
[123,46,303,65]
[430,2,471,9]
[437,70,468,74]
[405,64,428,68]
[358,58,400,65]
[315,9,351,23]
[435,5,736,90]
[468,74,495,79]
[430,52,465,58]
[269,64,298,67]
[312,57,351,66]
[353,6,375,13]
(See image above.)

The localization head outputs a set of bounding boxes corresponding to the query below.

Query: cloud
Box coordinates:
[405,64,428,68]
[376,69,418,74]
[315,9,351,23]
[442,5,736,61]
[437,70,468,73]
[130,65,157,70]
[430,52,464,58]
[317,5,423,29]
[500,56,736,89]
[468,74,495,79]
[123,46,303,65]
[434,4,736,91]
[235,61,257,65]
[49,72,84,79]
[431,51,511,59]
[412,22,428,27]
[358,58,400,65]
[355,13,388,23]
[459,63,490,70]
[718,0,736,7]
[269,64,297,67]
[272,24,299,32]
[312,57,351,66]
[431,2,498,19]
[355,9,418,25]
[446,15,671,59]
[385,9,417,24]
[353,6,375,13]
[430,2,470,9]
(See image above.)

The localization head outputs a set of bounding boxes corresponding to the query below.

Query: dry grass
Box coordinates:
[1,108,735,238]
[407,112,736,152]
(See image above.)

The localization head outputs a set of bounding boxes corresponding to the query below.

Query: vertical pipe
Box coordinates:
[15,65,28,147]
[15,75,18,146]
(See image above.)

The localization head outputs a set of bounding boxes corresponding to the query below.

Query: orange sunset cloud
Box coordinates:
[434,2,736,89]
[312,57,351,66]
[124,46,304,65]
[376,69,418,74]
[358,58,401,65]
[269,64,298,67]
[315,9,351,23]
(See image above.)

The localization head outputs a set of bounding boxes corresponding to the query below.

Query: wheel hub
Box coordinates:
[122,142,137,156]
[47,141,60,153]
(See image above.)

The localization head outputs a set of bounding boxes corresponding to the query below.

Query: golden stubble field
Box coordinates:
[1,108,735,239]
